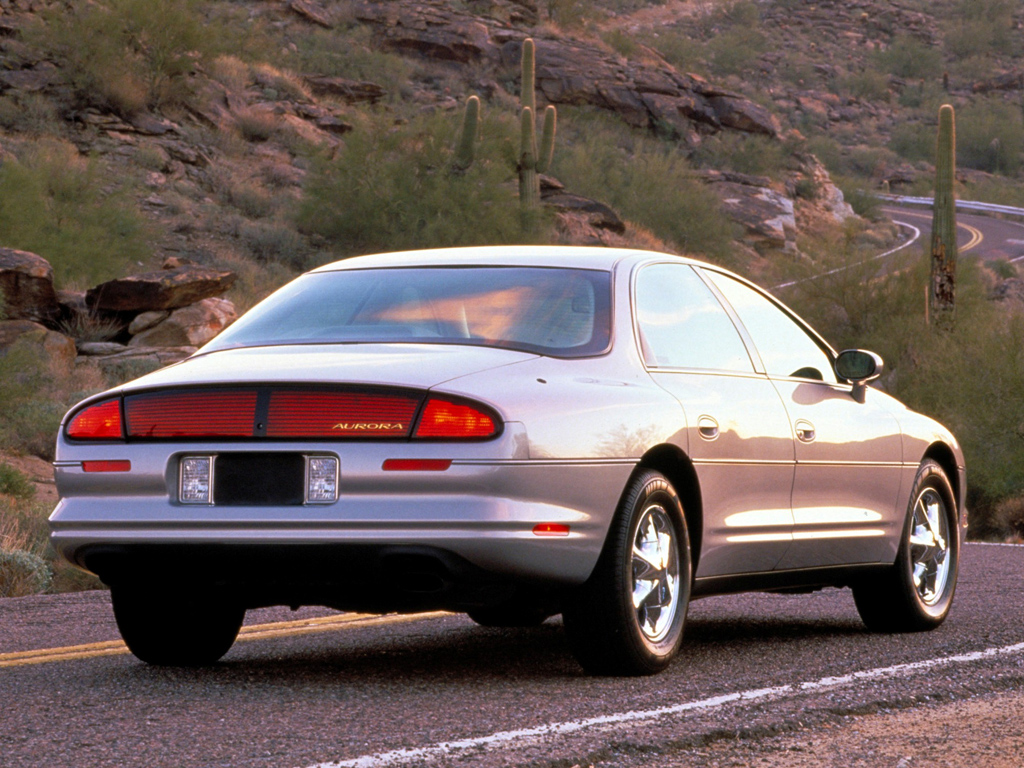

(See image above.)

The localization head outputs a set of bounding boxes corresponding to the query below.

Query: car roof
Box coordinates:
[309,245,702,273]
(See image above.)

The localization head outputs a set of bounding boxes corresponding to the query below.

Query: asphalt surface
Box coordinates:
[3,542,1024,768]
[883,204,1024,263]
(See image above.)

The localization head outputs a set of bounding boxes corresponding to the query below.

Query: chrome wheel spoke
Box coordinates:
[909,488,950,606]
[629,504,680,643]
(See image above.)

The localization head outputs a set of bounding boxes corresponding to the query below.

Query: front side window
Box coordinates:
[204,266,612,358]
[634,263,754,372]
[704,271,836,383]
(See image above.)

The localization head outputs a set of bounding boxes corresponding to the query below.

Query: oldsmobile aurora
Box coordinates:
[50,247,966,675]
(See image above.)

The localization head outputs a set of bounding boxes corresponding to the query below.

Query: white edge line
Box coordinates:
[307,639,1024,768]
[773,220,921,290]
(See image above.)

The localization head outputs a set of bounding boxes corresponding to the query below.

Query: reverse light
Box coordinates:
[67,399,123,440]
[305,456,339,503]
[413,398,498,439]
[179,456,214,504]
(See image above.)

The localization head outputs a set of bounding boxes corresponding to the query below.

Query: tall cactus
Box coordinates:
[930,104,957,327]
[453,95,480,172]
[518,38,557,211]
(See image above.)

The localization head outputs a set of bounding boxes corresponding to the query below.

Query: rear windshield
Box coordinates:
[205,266,613,358]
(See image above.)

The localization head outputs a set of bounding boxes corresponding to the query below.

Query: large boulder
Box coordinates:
[0,248,60,324]
[128,297,237,348]
[701,171,797,253]
[0,319,77,370]
[86,266,237,312]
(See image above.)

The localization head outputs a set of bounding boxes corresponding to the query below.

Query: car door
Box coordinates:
[703,269,904,568]
[634,262,796,577]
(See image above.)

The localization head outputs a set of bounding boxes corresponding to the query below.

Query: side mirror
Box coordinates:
[835,349,883,403]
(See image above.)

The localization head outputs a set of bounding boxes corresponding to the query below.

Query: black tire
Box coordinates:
[562,469,691,676]
[853,459,959,632]
[111,586,245,666]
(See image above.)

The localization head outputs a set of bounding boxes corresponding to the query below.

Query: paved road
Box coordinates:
[3,542,1023,768]
[883,204,1024,263]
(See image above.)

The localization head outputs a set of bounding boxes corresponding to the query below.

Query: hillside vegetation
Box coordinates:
[2,0,1024,595]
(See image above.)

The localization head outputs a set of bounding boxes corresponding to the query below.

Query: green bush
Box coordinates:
[0,464,35,501]
[691,133,788,177]
[839,68,891,102]
[553,111,740,263]
[942,0,1017,59]
[296,109,533,257]
[870,35,943,80]
[30,0,219,114]
[955,100,1024,175]
[0,549,52,597]
[889,121,934,164]
[0,141,153,288]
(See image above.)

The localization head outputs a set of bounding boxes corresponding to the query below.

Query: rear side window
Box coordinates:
[634,263,754,372]
[205,266,612,358]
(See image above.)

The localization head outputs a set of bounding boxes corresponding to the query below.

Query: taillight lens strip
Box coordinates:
[267,391,418,438]
[126,390,258,438]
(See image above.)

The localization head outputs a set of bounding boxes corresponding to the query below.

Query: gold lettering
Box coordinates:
[331,422,404,431]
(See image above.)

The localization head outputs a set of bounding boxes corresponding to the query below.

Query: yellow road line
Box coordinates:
[0,611,448,669]
[960,222,983,251]
[882,207,984,251]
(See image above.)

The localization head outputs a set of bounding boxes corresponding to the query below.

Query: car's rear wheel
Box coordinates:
[562,469,691,676]
[111,586,245,666]
[853,459,959,632]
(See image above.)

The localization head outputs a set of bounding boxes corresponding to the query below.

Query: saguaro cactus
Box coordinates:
[930,104,957,327]
[453,95,480,171]
[518,38,557,211]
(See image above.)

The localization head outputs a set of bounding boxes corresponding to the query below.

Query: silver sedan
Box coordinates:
[50,246,966,675]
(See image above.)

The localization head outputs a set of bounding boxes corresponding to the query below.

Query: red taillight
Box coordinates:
[82,460,131,473]
[67,399,123,440]
[413,398,498,439]
[125,391,257,438]
[267,391,418,438]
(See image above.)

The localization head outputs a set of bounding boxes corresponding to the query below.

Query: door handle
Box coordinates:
[697,416,719,440]
[795,419,816,443]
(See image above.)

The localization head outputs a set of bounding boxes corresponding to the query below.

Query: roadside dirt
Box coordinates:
[0,450,57,506]
[618,690,1024,767]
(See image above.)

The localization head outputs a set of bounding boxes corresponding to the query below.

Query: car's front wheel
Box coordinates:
[563,469,691,676]
[111,586,245,666]
[853,459,959,632]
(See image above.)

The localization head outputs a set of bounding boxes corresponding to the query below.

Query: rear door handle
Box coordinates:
[697,416,719,440]
[795,419,816,443]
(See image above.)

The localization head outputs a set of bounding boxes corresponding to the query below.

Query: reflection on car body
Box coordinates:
[50,247,966,675]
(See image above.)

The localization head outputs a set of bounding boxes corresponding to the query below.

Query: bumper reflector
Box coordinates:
[306,456,339,503]
[81,460,131,473]
[382,459,452,472]
[179,456,213,504]
[533,523,570,537]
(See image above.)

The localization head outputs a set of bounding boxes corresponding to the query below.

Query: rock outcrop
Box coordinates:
[0,248,60,324]
[350,0,780,144]
[85,265,237,312]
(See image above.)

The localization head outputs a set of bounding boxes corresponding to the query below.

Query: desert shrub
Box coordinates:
[640,29,707,76]
[296,109,532,257]
[0,140,153,287]
[991,496,1024,541]
[839,68,891,102]
[238,221,308,268]
[30,0,220,114]
[705,27,766,77]
[225,185,277,219]
[283,27,413,102]
[691,133,788,177]
[603,29,642,58]
[0,464,35,501]
[955,100,1024,175]
[251,63,312,102]
[554,112,740,264]
[0,549,52,597]
[870,35,943,80]
[209,55,251,92]
[889,121,934,164]
[835,177,882,219]
[942,0,1017,59]
[235,107,282,142]
[0,93,60,135]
